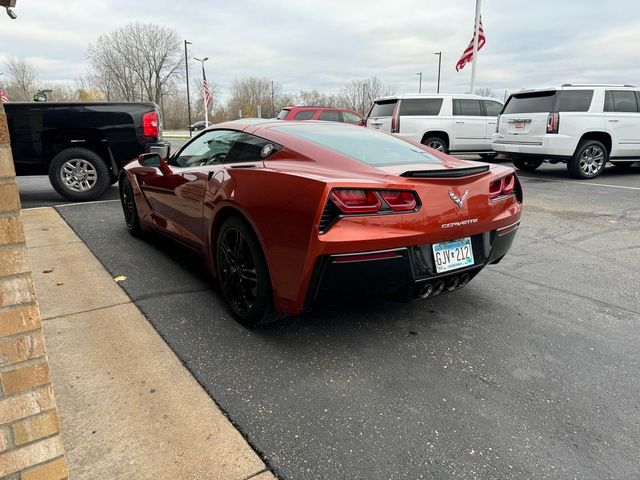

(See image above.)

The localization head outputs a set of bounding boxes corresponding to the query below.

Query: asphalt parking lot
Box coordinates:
[18,160,640,479]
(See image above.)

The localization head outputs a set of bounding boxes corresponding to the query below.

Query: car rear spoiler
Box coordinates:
[400,165,490,178]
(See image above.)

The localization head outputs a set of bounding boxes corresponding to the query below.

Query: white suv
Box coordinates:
[493,84,640,178]
[366,94,502,159]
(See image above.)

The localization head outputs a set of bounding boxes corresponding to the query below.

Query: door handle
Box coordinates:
[607,119,619,123]
[455,121,465,124]
[487,121,496,125]
[370,122,383,126]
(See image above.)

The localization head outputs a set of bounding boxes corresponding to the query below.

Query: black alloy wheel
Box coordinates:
[216,217,274,327]
[513,158,543,172]
[119,177,141,237]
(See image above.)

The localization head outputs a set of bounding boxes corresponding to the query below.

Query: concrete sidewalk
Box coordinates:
[22,207,275,480]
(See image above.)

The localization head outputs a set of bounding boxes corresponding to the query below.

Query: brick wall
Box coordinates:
[0,104,68,479]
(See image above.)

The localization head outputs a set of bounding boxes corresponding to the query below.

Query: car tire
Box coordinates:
[568,140,607,179]
[216,216,278,327]
[48,147,110,201]
[119,176,142,237]
[421,136,448,154]
[479,153,498,161]
[513,158,543,172]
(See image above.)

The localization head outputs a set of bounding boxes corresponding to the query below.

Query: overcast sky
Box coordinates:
[1,0,639,100]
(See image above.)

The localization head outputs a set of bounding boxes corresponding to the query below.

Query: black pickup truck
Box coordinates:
[5,102,169,200]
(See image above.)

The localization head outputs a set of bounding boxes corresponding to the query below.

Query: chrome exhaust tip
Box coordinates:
[417,283,433,299]
[433,281,445,296]
[458,273,471,288]
[447,276,460,291]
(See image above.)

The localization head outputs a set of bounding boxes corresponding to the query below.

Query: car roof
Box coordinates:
[373,93,488,102]
[511,84,638,95]
[282,106,355,111]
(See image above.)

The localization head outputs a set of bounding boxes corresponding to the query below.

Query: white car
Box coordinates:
[366,93,503,159]
[493,84,640,178]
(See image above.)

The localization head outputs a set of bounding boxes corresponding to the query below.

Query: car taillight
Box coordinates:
[546,112,559,134]
[379,190,417,211]
[330,189,382,213]
[143,111,159,137]
[489,174,516,200]
[391,105,400,133]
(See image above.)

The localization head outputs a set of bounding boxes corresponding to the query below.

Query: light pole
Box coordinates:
[416,72,422,93]
[193,56,209,127]
[434,52,442,93]
[184,40,192,137]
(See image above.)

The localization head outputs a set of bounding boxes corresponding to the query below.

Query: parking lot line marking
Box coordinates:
[22,199,121,210]
[518,176,640,191]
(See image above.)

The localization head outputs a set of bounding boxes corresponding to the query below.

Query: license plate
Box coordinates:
[432,237,474,274]
[514,121,525,130]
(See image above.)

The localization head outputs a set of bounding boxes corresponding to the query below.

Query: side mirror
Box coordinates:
[138,153,161,167]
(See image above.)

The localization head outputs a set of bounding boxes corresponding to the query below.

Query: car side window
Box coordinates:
[225,133,278,164]
[482,100,503,116]
[318,110,341,122]
[604,90,638,113]
[172,130,241,168]
[453,99,483,116]
[342,111,363,124]
[294,110,317,120]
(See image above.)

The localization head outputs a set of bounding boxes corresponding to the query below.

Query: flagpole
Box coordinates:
[470,0,481,94]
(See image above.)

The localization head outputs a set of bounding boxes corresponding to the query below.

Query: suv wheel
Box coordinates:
[513,158,543,172]
[569,140,607,179]
[48,147,110,201]
[422,136,448,153]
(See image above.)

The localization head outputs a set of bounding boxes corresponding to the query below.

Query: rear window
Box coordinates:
[503,90,594,114]
[294,110,317,120]
[399,98,443,116]
[276,109,290,120]
[369,100,397,118]
[503,91,557,114]
[272,123,441,167]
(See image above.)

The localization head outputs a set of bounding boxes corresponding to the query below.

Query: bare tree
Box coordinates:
[227,77,284,119]
[296,89,339,108]
[338,77,395,115]
[4,57,40,101]
[474,87,494,97]
[87,22,183,109]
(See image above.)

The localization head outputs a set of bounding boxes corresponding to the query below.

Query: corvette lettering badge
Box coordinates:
[449,189,469,209]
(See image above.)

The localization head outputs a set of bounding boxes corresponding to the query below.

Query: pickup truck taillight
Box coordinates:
[546,112,559,134]
[143,111,159,137]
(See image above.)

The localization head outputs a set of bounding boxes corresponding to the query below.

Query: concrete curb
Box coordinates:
[23,207,276,480]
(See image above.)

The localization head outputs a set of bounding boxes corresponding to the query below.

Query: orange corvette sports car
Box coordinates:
[119,120,522,326]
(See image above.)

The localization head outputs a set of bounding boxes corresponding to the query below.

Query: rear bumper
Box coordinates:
[302,222,519,310]
[145,140,171,159]
[492,134,576,158]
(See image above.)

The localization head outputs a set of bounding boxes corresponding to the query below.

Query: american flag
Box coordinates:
[0,88,8,104]
[203,71,212,108]
[456,18,486,72]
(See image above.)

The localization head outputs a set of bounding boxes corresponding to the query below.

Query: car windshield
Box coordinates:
[276,109,290,120]
[271,124,442,166]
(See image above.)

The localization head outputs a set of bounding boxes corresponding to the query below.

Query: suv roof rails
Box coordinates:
[560,83,636,88]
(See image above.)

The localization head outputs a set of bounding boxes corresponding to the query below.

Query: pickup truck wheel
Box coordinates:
[421,136,448,153]
[49,148,110,201]
[569,140,607,179]
[513,158,543,172]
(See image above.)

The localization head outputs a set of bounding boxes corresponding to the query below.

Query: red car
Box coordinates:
[276,106,365,125]
[119,120,522,326]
